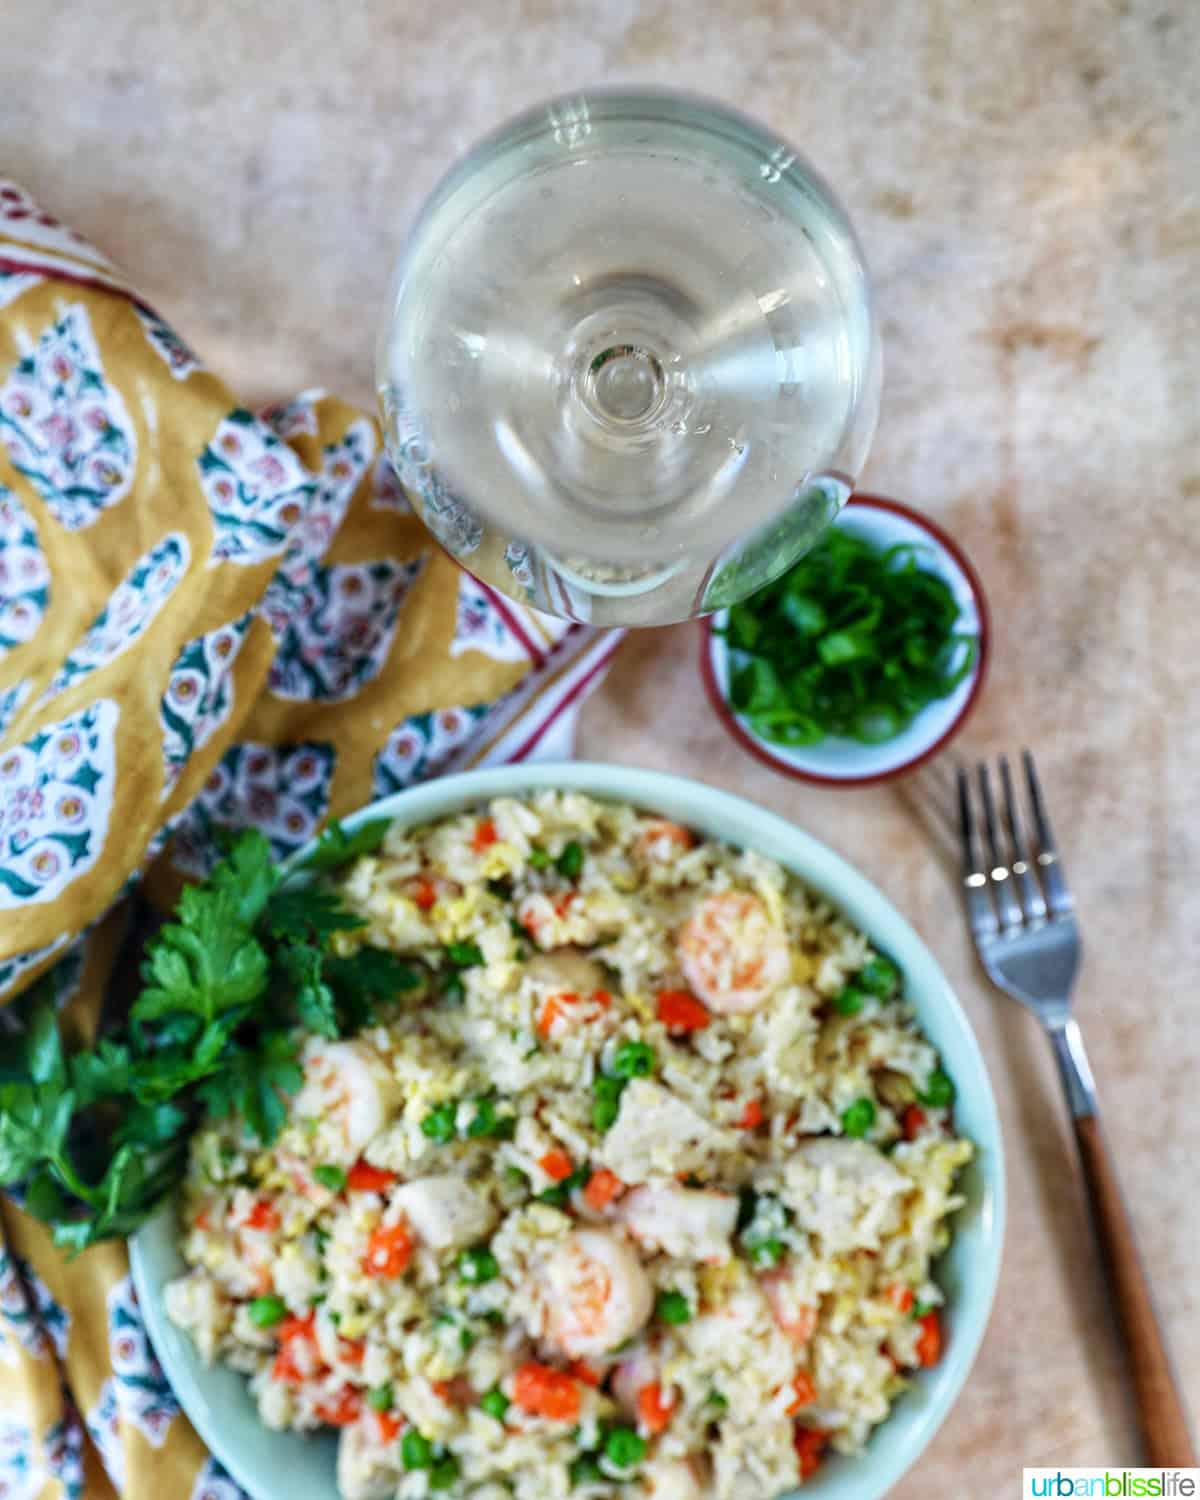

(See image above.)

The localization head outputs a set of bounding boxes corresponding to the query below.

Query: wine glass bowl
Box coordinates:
[378,89,881,625]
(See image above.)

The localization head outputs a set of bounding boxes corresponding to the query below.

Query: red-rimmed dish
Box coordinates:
[701,494,990,786]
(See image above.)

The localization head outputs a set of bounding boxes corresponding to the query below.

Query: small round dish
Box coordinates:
[701,494,990,787]
[130,762,1005,1500]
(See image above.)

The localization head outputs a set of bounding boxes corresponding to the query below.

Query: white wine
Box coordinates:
[379,91,880,625]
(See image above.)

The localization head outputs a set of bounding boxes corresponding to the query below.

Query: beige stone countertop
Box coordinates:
[2,0,1197,1490]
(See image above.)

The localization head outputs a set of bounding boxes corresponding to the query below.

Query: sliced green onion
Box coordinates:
[528,844,552,869]
[446,941,484,968]
[312,1164,347,1193]
[555,841,584,879]
[656,1290,691,1325]
[367,1383,393,1412]
[421,1103,457,1143]
[458,1246,499,1284]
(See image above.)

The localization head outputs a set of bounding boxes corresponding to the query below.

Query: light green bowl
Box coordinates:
[131,762,1005,1500]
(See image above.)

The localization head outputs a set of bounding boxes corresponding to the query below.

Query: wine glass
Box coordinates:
[377,88,880,626]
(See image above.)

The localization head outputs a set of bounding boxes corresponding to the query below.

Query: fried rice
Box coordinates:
[165,792,973,1500]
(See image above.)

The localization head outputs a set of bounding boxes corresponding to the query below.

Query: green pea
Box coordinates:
[367,1383,393,1412]
[570,1455,603,1485]
[480,1388,509,1422]
[919,1069,956,1109]
[834,985,866,1016]
[527,845,552,869]
[458,1247,499,1284]
[750,1239,784,1268]
[555,840,584,879]
[842,1096,877,1138]
[708,1389,729,1411]
[312,1164,347,1192]
[603,1426,646,1468]
[422,1103,457,1143]
[247,1295,286,1328]
[503,1165,529,1188]
[466,1098,497,1138]
[446,941,484,968]
[859,955,900,997]
[429,1455,460,1491]
[612,1041,655,1079]
[656,1290,691,1325]
[400,1429,432,1470]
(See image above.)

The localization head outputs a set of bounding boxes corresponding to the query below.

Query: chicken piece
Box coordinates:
[291,1038,400,1167]
[163,1270,231,1365]
[617,1182,739,1263]
[337,1417,401,1500]
[524,947,608,994]
[390,1175,497,1253]
[641,1459,707,1500]
[600,1079,734,1185]
[535,1228,654,1359]
[781,1138,908,1253]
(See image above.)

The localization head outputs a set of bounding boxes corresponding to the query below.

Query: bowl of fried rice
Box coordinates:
[131,762,1004,1500]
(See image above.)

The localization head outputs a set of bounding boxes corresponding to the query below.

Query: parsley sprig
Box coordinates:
[0,821,420,1253]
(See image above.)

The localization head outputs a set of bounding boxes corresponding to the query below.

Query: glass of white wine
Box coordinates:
[378,88,880,626]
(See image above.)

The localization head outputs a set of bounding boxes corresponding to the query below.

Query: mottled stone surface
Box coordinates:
[2,0,1196,1488]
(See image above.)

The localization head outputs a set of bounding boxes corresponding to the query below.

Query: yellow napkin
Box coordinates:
[0,178,620,1498]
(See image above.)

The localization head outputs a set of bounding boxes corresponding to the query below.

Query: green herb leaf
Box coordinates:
[304,817,392,873]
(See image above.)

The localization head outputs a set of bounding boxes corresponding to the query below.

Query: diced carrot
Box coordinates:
[362,1222,413,1278]
[582,1168,625,1211]
[347,1161,398,1193]
[512,1362,582,1423]
[539,1149,574,1183]
[272,1345,304,1384]
[411,876,437,911]
[316,1387,363,1426]
[431,1379,453,1401]
[374,1409,404,1443]
[278,1312,316,1345]
[902,1104,927,1141]
[738,1098,765,1130]
[794,1426,829,1479]
[886,1284,914,1314]
[241,1199,279,1232]
[339,1339,365,1365]
[637,1381,676,1435]
[193,1210,211,1231]
[656,989,711,1033]
[568,1360,603,1387]
[553,891,576,919]
[915,1309,942,1367]
[590,988,613,1009]
[786,1371,818,1415]
[473,817,498,852]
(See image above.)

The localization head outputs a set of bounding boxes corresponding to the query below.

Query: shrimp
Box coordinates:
[676,890,790,1014]
[617,1182,739,1263]
[634,820,695,862]
[759,1265,818,1347]
[390,1175,496,1252]
[536,1228,653,1359]
[291,1038,400,1167]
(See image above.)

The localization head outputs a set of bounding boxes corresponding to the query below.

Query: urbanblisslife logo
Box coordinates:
[1024,1472,1200,1498]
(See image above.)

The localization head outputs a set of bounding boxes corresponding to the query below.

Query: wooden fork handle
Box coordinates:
[1071,1109,1197,1466]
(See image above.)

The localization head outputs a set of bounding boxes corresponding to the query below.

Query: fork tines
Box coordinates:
[956,750,1073,938]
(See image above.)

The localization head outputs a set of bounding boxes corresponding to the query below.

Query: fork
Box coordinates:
[957,751,1196,1467]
